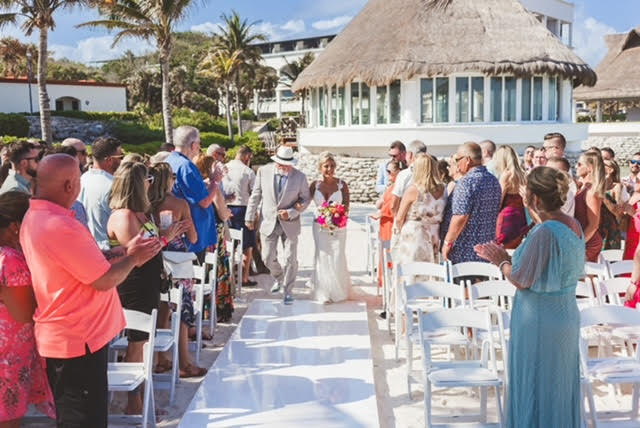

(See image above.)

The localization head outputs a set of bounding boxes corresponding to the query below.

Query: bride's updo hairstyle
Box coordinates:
[317,151,336,171]
[526,166,570,212]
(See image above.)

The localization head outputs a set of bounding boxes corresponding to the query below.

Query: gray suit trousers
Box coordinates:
[261,221,298,295]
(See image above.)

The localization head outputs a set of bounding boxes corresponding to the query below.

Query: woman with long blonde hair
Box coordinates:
[494,145,528,248]
[395,154,447,263]
[575,151,606,262]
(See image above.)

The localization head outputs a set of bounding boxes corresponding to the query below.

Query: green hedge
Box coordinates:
[227,132,269,165]
[48,110,141,122]
[108,121,164,144]
[0,114,30,138]
[122,141,163,155]
[147,109,237,135]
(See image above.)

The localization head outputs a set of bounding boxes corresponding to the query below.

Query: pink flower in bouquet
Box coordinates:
[322,201,330,208]
[317,216,327,226]
[336,205,346,215]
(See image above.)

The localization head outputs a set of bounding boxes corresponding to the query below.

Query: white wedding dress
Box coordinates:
[309,180,352,303]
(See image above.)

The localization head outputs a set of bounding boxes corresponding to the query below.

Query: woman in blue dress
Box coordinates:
[476,166,586,428]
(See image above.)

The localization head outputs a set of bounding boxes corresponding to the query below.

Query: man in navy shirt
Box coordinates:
[166,126,217,255]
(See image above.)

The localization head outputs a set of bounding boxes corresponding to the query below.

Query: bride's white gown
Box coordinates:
[309,180,352,303]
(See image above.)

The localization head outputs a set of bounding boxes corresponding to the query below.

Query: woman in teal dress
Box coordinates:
[476,166,586,428]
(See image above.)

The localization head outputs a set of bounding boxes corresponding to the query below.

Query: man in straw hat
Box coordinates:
[246,145,310,305]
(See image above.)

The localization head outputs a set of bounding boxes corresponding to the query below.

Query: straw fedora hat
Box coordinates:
[271,146,297,166]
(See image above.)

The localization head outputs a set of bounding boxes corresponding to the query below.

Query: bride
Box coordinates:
[307,152,352,303]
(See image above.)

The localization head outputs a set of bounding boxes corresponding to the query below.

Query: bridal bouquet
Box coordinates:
[317,201,348,233]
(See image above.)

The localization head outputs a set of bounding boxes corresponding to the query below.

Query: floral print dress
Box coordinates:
[0,247,55,421]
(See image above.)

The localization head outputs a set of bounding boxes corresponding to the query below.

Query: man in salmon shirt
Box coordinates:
[20,154,162,427]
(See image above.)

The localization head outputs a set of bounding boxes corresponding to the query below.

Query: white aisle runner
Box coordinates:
[179,299,379,428]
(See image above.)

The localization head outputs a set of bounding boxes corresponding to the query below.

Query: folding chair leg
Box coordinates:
[209,290,216,336]
[195,313,202,364]
[632,382,639,419]
[584,382,598,428]
[496,385,504,427]
[406,330,413,399]
[480,386,488,422]
[169,343,179,404]
[425,379,432,428]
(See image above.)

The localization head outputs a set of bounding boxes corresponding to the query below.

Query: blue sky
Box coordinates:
[0,0,636,67]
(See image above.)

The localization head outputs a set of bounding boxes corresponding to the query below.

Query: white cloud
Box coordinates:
[281,19,305,34]
[49,35,154,64]
[573,14,618,67]
[190,22,221,35]
[312,15,352,31]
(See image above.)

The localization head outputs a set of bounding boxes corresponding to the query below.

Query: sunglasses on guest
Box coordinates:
[630,160,640,166]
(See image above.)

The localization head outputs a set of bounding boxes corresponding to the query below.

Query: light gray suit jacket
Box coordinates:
[246,163,311,239]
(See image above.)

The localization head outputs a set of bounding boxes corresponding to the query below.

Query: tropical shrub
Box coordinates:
[0,114,30,138]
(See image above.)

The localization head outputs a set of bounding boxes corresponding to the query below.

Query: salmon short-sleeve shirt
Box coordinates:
[20,199,125,359]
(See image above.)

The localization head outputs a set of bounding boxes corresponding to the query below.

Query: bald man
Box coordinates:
[62,138,88,171]
[20,154,162,427]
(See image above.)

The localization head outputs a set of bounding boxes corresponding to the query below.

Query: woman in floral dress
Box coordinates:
[0,192,55,425]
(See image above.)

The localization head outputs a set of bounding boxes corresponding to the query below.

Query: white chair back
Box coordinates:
[227,228,244,296]
[468,280,516,310]
[203,251,218,334]
[449,261,503,283]
[405,281,465,306]
[608,260,634,278]
[584,261,610,280]
[597,277,632,306]
[396,261,448,283]
[575,279,598,308]
[600,249,624,263]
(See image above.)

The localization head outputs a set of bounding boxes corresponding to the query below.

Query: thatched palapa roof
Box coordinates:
[574,27,640,101]
[292,0,596,91]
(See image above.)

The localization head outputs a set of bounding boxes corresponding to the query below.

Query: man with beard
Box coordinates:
[0,140,40,195]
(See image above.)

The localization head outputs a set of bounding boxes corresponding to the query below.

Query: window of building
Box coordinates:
[376,85,387,125]
[435,77,449,123]
[351,83,360,125]
[549,76,558,121]
[504,77,517,121]
[337,86,345,126]
[389,80,401,124]
[331,86,337,126]
[521,78,532,121]
[319,87,326,127]
[361,83,371,125]
[533,77,543,121]
[456,77,469,122]
[471,77,484,122]
[561,22,572,46]
[420,78,434,123]
[491,77,502,121]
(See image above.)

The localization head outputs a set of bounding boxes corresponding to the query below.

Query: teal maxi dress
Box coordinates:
[508,220,586,428]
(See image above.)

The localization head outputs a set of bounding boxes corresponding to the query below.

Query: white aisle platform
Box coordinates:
[179,299,379,428]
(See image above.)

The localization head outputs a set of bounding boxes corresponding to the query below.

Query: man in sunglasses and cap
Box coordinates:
[246,145,310,305]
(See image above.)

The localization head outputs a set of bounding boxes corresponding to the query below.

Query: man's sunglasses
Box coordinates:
[630,160,640,166]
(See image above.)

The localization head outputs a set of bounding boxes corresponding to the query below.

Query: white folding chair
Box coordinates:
[580,305,640,427]
[468,280,516,312]
[367,217,380,280]
[203,251,218,335]
[597,278,640,356]
[608,260,634,278]
[597,277,631,306]
[576,278,599,309]
[403,281,466,397]
[585,261,611,281]
[394,261,449,361]
[449,261,503,285]
[227,228,244,300]
[600,249,624,264]
[418,307,504,427]
[154,285,183,404]
[108,309,158,428]
[383,249,394,334]
[190,279,204,364]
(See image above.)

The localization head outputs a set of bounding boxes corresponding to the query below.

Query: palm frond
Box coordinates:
[0,12,17,29]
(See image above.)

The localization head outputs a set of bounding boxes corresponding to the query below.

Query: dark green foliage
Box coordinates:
[227,132,269,165]
[0,114,30,138]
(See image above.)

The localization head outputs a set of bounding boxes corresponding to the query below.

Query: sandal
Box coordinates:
[154,360,172,374]
[180,364,207,378]
[189,331,213,341]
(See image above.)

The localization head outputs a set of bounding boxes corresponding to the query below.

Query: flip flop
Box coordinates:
[180,365,208,378]
[154,361,172,374]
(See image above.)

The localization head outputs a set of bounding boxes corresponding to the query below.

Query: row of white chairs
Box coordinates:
[107,227,246,425]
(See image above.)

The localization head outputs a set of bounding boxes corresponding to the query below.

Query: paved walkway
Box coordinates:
[179,299,378,428]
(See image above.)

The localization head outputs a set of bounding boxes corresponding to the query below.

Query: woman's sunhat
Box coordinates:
[271,146,297,166]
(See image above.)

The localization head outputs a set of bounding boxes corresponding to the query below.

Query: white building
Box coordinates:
[252,35,336,119]
[292,0,595,157]
[0,77,127,114]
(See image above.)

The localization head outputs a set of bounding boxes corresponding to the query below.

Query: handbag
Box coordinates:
[163,251,198,279]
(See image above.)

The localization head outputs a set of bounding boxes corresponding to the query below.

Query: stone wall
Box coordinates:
[297,153,380,203]
[582,135,640,163]
[27,116,110,142]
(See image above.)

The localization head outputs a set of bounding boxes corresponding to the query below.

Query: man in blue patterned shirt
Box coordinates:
[442,142,501,264]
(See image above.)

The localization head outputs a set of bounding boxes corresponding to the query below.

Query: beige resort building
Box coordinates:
[292,0,595,158]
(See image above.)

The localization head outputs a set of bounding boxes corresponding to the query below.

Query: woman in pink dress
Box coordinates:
[574,152,606,262]
[494,146,527,249]
[0,191,55,425]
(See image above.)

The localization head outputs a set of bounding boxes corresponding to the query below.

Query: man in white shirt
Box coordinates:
[622,152,640,195]
[547,156,576,216]
[223,145,257,287]
[390,140,427,216]
[375,140,406,194]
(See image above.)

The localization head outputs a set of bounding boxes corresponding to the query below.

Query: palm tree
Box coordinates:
[280,52,315,118]
[0,37,28,76]
[79,0,196,145]
[198,48,240,142]
[214,10,266,137]
[0,0,86,143]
